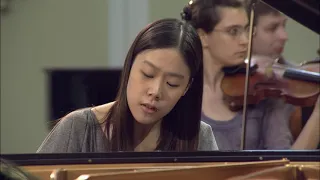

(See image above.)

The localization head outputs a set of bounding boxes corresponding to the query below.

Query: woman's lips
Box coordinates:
[141,104,158,114]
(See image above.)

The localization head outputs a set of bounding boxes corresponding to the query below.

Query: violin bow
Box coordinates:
[240,0,257,150]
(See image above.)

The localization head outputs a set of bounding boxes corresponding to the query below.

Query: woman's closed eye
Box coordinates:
[167,82,180,88]
[141,71,154,78]
[141,70,180,87]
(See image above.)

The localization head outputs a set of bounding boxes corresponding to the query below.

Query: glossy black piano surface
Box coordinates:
[1,151,319,166]
[260,0,319,34]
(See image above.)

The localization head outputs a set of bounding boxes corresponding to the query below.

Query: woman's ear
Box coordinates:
[183,78,193,96]
[197,29,209,48]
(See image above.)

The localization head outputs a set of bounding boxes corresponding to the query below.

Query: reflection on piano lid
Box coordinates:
[260,0,319,34]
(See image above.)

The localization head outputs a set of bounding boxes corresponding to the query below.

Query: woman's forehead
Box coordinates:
[135,48,190,75]
[216,7,248,28]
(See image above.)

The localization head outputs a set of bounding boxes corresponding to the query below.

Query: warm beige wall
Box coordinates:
[149,0,186,22]
[1,0,109,154]
[282,19,319,64]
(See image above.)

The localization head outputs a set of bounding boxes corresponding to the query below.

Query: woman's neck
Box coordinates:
[202,51,237,121]
[203,53,224,93]
[133,120,161,151]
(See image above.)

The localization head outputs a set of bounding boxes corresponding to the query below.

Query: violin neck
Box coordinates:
[283,67,320,83]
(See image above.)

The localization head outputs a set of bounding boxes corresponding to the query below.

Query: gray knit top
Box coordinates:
[37,108,219,153]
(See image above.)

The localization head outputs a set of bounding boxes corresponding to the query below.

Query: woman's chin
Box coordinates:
[133,115,159,125]
[135,119,155,125]
[234,57,247,65]
[225,59,245,67]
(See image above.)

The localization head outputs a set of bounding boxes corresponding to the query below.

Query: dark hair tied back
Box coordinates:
[180,0,244,32]
[181,6,192,21]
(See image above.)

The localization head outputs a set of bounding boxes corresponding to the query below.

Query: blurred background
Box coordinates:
[1,0,318,154]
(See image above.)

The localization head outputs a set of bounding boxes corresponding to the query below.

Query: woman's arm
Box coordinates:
[291,96,320,149]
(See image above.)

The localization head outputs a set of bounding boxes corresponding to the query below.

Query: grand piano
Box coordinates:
[1,0,319,179]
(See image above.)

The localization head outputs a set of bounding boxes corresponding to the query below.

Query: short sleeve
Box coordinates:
[262,99,295,149]
[198,121,219,150]
[36,110,89,153]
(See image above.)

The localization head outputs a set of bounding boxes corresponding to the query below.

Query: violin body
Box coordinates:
[222,58,320,141]
[221,59,320,111]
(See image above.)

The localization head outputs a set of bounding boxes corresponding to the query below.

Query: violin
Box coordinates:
[221,57,320,111]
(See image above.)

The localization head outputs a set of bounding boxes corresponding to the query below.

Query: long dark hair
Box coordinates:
[103,18,203,152]
[181,0,244,32]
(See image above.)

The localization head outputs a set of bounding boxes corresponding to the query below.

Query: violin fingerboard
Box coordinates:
[283,68,320,83]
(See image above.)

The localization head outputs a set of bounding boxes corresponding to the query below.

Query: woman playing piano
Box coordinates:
[181,0,319,150]
[37,18,218,153]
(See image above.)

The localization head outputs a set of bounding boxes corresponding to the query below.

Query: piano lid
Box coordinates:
[259,0,319,34]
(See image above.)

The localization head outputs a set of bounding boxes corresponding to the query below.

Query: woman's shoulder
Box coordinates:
[91,101,115,123]
[199,121,211,131]
[37,105,111,153]
[199,121,215,138]
[57,101,115,127]
[55,107,95,131]
[198,121,219,150]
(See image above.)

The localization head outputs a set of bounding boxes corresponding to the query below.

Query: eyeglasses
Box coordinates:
[213,26,255,39]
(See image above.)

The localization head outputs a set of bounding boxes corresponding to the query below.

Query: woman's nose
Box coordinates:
[239,32,249,45]
[147,80,163,100]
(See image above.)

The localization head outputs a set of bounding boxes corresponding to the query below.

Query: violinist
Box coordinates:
[247,0,320,149]
[180,0,319,150]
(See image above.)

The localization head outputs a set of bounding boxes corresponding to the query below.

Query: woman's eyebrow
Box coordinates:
[143,60,185,79]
